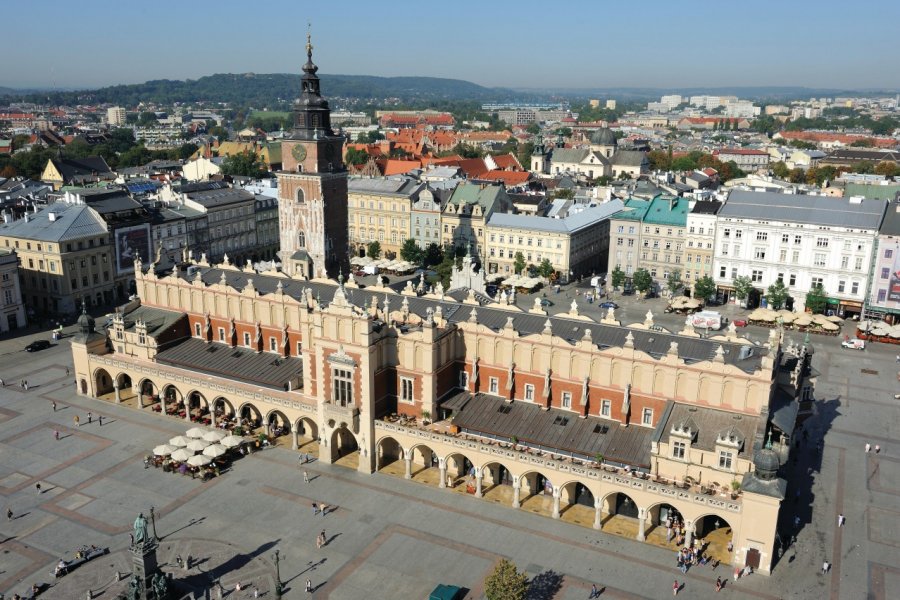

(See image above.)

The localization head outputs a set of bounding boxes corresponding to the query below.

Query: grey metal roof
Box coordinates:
[185,188,255,208]
[722,190,887,230]
[690,200,722,215]
[0,202,108,242]
[487,200,624,234]
[155,337,302,390]
[179,268,765,372]
[879,202,900,235]
[348,177,421,196]
[549,148,591,164]
[611,150,647,167]
[120,305,186,336]
[447,392,652,468]
[660,404,758,460]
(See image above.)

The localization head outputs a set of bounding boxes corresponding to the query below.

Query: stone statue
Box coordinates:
[151,572,169,600]
[133,513,149,545]
[125,575,141,600]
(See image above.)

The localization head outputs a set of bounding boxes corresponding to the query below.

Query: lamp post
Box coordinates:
[149,506,158,540]
[273,549,283,599]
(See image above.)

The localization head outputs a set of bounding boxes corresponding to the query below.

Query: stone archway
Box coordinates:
[185,390,209,423]
[294,416,319,454]
[138,379,158,409]
[407,444,440,484]
[694,513,734,565]
[444,452,474,492]
[646,502,683,546]
[559,481,596,526]
[115,373,134,405]
[480,461,514,504]
[238,402,262,432]
[264,409,290,442]
[375,436,403,471]
[331,425,359,469]
[161,384,183,417]
[212,397,235,428]
[600,491,641,538]
[93,368,114,400]
[519,470,556,517]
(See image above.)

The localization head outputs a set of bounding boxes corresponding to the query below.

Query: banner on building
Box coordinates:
[889,249,900,302]
[114,224,152,275]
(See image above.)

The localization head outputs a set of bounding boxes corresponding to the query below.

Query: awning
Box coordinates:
[825,298,840,306]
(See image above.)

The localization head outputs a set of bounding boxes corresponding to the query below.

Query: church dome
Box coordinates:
[753,447,780,480]
[590,128,617,146]
[77,304,95,335]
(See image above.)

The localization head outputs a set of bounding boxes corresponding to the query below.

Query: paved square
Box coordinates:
[0,325,898,599]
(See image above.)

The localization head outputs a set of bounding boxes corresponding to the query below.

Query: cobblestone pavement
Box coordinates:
[0,315,897,599]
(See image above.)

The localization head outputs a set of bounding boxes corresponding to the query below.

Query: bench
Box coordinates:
[51,547,109,578]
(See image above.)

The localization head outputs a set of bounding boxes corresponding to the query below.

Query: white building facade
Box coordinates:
[0,248,26,332]
[713,191,886,315]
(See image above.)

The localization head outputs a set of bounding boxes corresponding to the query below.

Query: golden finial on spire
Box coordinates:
[306,22,313,56]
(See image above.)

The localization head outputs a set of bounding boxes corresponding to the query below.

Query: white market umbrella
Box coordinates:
[153,444,177,457]
[203,444,227,458]
[170,448,194,462]
[186,427,207,439]
[169,435,191,447]
[186,454,212,467]
[186,439,210,452]
[820,321,840,331]
[826,315,843,323]
[202,430,227,443]
[220,435,245,448]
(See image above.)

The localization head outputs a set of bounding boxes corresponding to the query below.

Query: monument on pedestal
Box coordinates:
[124,512,168,600]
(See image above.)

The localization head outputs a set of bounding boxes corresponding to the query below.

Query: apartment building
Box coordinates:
[347,177,423,258]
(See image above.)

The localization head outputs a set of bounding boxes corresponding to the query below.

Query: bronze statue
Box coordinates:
[151,572,168,600]
[133,513,149,545]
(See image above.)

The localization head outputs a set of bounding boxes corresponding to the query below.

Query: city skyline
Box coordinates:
[4,0,900,91]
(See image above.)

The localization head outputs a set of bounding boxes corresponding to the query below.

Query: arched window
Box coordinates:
[298,231,306,248]
[296,188,305,203]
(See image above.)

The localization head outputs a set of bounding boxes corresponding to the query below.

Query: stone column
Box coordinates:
[512,477,521,508]
[138,394,144,409]
[291,423,299,450]
[593,497,603,530]
[113,383,121,404]
[184,397,191,422]
[685,521,695,548]
[438,459,447,489]
[210,407,217,429]
[551,487,561,519]
[475,470,483,498]
[404,455,412,479]
[636,508,647,541]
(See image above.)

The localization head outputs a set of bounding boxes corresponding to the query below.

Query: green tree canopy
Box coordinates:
[733,275,754,301]
[345,147,370,166]
[805,283,827,314]
[610,266,626,290]
[693,275,716,302]
[766,279,790,310]
[484,559,528,600]
[537,258,555,279]
[513,251,526,275]
[221,151,265,177]
[632,268,653,294]
[399,238,423,264]
[423,243,443,267]
[366,241,382,259]
[666,269,683,295]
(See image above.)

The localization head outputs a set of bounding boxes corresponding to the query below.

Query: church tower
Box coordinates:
[277,31,348,279]
[530,134,547,173]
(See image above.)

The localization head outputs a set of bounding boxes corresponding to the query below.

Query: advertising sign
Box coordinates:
[114,224,152,275]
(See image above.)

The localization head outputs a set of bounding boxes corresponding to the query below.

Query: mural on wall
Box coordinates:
[115,224,152,275]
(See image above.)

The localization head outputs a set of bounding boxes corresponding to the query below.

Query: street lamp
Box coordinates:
[273,549,283,599]
[149,506,158,540]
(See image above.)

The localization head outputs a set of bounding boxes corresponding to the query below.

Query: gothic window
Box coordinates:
[298,231,306,248]
[296,188,305,203]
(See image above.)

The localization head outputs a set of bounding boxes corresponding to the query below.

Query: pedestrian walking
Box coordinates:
[673,579,679,596]
[87,412,92,424]
[306,578,312,593]
[74,415,80,427]
[98,415,103,426]
[303,470,309,484]
[65,367,70,376]
[23,380,28,391]
[7,508,13,520]
[320,502,327,516]
[589,583,598,598]
[52,401,57,412]
[312,502,318,515]
[793,515,800,529]
[822,560,830,574]
[320,530,326,546]
[875,444,881,454]
[36,483,42,494]
[54,430,59,441]
[315,534,322,550]
[865,442,871,453]
[733,566,740,582]
[838,513,845,527]
[0,377,4,386]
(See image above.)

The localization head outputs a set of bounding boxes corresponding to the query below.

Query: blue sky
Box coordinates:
[4,0,900,90]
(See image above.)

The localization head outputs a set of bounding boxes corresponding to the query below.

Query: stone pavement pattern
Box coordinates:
[0,320,897,599]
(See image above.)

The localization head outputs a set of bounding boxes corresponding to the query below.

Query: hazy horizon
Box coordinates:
[3,0,899,91]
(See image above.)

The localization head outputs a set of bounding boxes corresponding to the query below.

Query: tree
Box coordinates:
[766,279,790,310]
[137,111,158,127]
[525,123,541,135]
[0,164,16,178]
[366,241,382,260]
[208,125,229,140]
[513,251,526,275]
[666,269,683,296]
[805,283,827,314]
[452,142,483,159]
[647,149,672,171]
[693,275,716,303]
[117,144,154,168]
[484,559,528,600]
[399,238,423,264]
[221,151,265,177]
[771,161,790,178]
[733,275,754,303]
[610,266,626,291]
[423,243,443,267]
[537,258,555,279]
[345,147,369,166]
[632,268,653,295]
[178,142,199,161]
[788,168,806,183]
[875,161,900,178]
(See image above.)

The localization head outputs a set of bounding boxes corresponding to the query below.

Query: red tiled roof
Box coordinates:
[777,131,897,148]
[381,159,421,176]
[492,153,522,171]
[456,158,490,178]
[478,170,531,186]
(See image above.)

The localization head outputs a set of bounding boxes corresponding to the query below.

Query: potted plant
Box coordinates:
[594,453,604,467]
[511,435,518,449]
[730,479,741,499]
[422,410,431,426]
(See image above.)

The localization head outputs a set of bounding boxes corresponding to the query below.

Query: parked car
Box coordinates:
[599,301,619,309]
[732,318,748,327]
[429,584,463,600]
[539,298,554,307]
[24,340,51,352]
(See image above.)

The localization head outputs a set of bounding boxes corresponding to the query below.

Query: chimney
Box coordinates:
[48,211,57,222]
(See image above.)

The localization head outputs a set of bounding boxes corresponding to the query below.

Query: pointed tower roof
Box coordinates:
[291,26,334,141]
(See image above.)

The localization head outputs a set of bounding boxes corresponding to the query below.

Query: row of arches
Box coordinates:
[375,436,733,557]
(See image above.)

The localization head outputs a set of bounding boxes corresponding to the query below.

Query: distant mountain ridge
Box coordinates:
[0,73,516,107]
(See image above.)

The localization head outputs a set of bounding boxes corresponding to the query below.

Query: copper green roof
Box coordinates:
[642,194,689,227]
[609,198,651,221]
